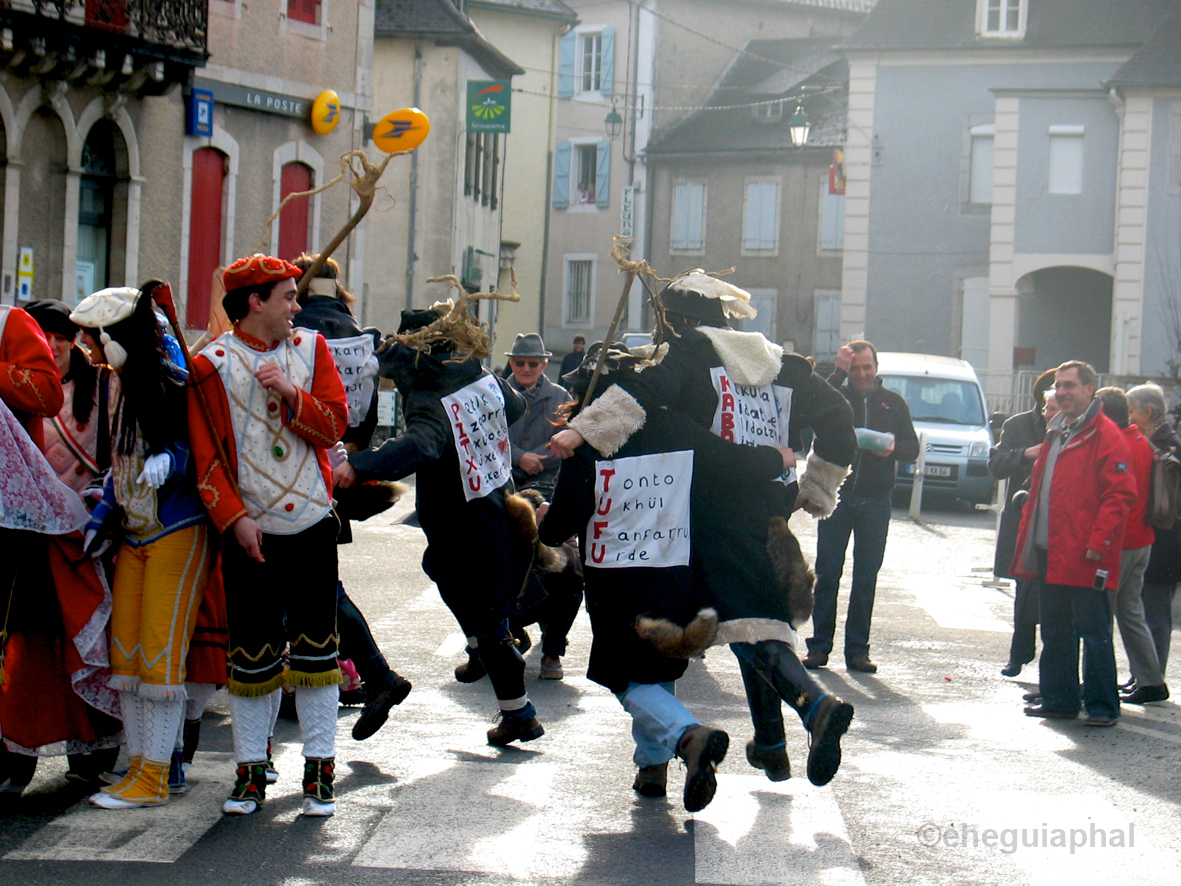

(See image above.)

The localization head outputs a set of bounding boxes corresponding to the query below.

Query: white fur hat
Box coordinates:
[666,270,758,320]
[69,287,140,369]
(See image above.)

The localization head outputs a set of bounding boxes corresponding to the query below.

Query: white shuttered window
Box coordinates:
[671,182,706,251]
[819,183,845,251]
[742,180,779,251]
[1048,126,1084,195]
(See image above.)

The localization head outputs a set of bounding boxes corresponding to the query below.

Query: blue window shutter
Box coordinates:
[600,27,615,96]
[595,140,610,208]
[688,184,705,249]
[553,141,571,208]
[820,191,845,250]
[558,32,576,98]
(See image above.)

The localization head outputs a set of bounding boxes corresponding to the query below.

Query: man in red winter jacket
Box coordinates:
[1011,361,1136,727]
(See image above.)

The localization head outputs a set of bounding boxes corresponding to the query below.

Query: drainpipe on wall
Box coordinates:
[539,21,571,334]
[406,43,423,310]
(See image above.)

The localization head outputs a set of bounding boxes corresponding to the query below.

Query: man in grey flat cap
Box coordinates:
[504,333,580,680]
[506,333,571,498]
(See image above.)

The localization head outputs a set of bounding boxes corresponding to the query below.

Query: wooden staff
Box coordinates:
[581,268,637,410]
[150,282,240,498]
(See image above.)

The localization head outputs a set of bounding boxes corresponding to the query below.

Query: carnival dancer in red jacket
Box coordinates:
[188,255,348,817]
[0,301,122,790]
[1012,361,1136,727]
[0,303,69,791]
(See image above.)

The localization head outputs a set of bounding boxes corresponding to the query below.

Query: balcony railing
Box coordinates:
[24,0,206,52]
[0,0,207,94]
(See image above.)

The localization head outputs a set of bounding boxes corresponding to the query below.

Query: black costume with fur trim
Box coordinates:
[349,341,539,708]
[351,343,531,625]
[573,326,855,639]
[541,406,784,693]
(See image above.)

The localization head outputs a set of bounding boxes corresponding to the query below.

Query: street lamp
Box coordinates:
[788,105,810,148]
[604,101,624,141]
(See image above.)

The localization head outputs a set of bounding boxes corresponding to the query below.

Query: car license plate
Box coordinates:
[903,463,954,478]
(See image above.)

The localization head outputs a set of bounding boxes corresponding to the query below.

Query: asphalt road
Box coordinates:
[2,482,1179,886]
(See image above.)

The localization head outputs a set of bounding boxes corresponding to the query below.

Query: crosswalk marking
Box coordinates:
[693,776,866,886]
[434,631,469,657]
[3,753,232,863]
[908,581,1012,633]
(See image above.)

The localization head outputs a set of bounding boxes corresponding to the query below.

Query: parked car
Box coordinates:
[621,332,654,350]
[875,352,995,504]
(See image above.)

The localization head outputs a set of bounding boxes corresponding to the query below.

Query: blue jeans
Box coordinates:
[1038,578,1119,720]
[808,492,892,659]
[615,682,699,767]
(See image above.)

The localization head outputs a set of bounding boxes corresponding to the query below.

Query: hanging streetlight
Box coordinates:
[788,104,810,148]
[604,101,624,141]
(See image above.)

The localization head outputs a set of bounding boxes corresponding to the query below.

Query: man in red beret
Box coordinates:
[187,255,349,817]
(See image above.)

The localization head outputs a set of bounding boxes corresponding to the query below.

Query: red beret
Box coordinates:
[222,254,302,292]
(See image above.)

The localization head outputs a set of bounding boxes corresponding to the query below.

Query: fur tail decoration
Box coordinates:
[333,480,409,522]
[767,516,815,627]
[635,608,719,658]
[504,492,568,573]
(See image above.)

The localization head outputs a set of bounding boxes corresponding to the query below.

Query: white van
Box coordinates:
[874,352,995,504]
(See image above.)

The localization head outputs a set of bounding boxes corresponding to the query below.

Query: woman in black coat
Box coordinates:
[987,369,1055,677]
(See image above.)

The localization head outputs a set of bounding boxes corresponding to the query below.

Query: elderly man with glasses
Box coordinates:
[505,333,571,498]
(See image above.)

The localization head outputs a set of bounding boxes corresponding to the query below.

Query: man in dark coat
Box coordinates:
[988,369,1055,677]
[558,334,586,377]
[291,255,412,742]
[334,303,544,746]
[549,272,858,787]
[804,341,919,675]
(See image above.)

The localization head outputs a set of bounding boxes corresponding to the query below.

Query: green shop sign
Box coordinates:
[466,81,511,133]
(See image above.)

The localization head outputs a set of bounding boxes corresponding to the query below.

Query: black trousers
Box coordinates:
[222,515,341,694]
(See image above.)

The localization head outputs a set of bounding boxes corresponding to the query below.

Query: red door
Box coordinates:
[278,162,313,262]
[187,148,226,329]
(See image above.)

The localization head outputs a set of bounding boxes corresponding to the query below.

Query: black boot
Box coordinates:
[182,718,202,764]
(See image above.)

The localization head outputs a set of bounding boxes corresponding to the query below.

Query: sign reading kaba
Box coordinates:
[466,81,511,134]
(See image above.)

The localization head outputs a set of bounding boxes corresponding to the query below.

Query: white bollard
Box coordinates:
[908,430,928,520]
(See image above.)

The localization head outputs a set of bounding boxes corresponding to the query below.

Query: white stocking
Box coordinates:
[228,691,279,764]
[120,690,144,759]
[268,688,283,738]
[185,683,217,720]
[142,698,184,763]
[295,685,338,760]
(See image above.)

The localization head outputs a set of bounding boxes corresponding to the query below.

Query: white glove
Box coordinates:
[327,441,349,470]
[136,452,173,489]
[83,528,111,558]
[82,485,106,503]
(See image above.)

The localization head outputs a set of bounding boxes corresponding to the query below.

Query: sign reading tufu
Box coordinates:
[466,81,512,133]
[587,451,693,569]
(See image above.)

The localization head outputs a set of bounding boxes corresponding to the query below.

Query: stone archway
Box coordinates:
[1014,266,1113,372]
